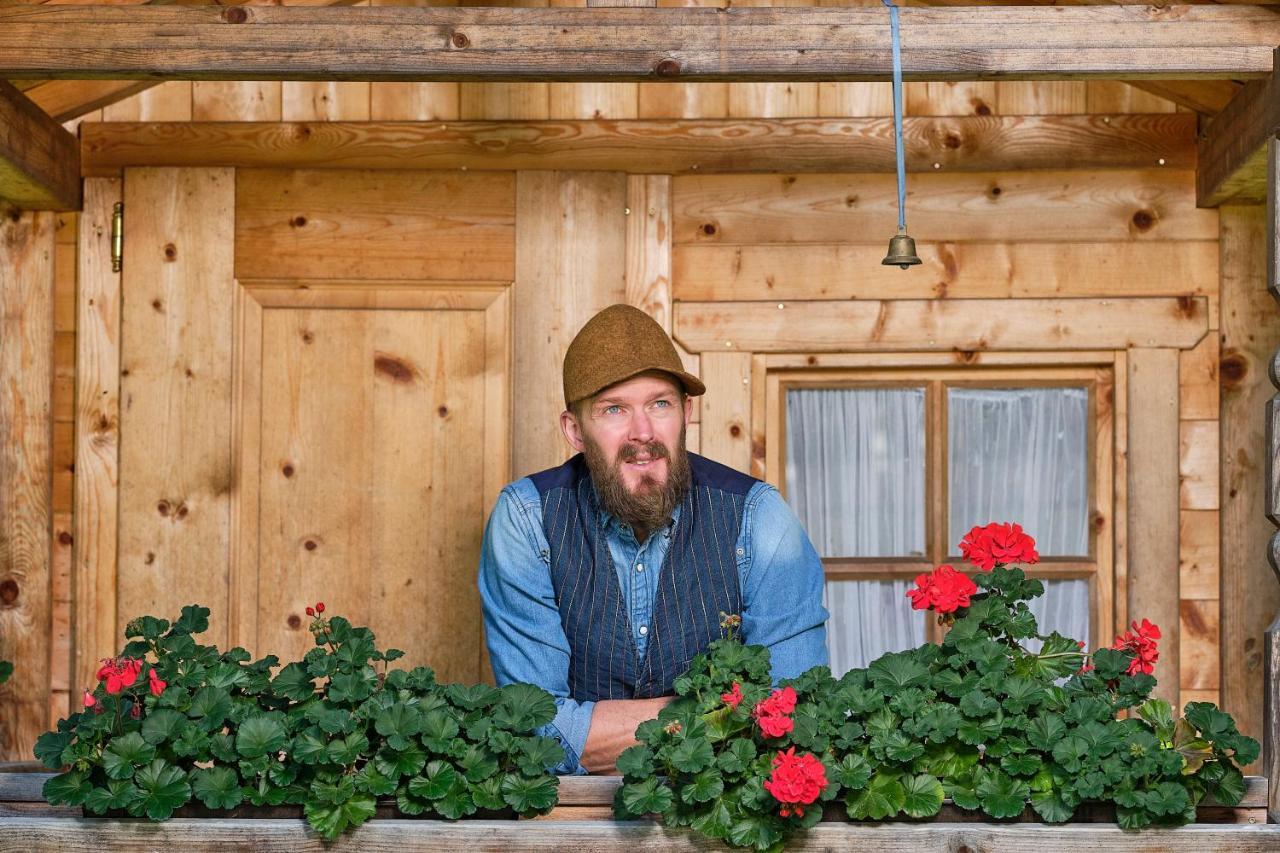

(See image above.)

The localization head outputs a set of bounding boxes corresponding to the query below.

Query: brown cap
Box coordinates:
[563,304,706,408]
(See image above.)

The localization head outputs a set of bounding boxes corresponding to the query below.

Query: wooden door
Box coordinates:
[79,167,512,692]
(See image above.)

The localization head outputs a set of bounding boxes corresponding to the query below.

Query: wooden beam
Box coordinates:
[79,114,1196,177]
[672,298,1209,354]
[2,6,1279,82]
[1198,47,1280,207]
[24,80,157,124]
[1126,80,1242,116]
[0,81,79,210]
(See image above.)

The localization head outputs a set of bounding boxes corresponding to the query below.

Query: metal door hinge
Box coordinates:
[111,202,123,273]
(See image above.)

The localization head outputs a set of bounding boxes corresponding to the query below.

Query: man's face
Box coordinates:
[561,372,694,529]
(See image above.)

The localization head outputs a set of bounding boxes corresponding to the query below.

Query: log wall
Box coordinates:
[9,52,1251,763]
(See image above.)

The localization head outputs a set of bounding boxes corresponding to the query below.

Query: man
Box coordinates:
[478,304,828,774]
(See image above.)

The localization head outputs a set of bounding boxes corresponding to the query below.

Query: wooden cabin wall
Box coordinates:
[13,68,1249,763]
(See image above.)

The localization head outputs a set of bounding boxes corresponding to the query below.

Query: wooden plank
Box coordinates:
[281,81,371,120]
[459,83,550,120]
[907,80,997,117]
[1181,598,1220,691]
[624,174,699,420]
[995,81,1086,116]
[1267,611,1280,822]
[817,82,891,118]
[191,82,281,120]
[1086,81,1178,115]
[1180,332,1220,421]
[24,80,156,124]
[2,817,1280,850]
[116,168,235,647]
[673,243,1218,303]
[1126,348,1181,708]
[699,352,751,474]
[0,210,54,760]
[1180,419,1220,511]
[1125,79,1241,115]
[1221,204,1279,772]
[1198,49,1280,208]
[1180,509,1220,601]
[49,512,71,724]
[369,83,460,120]
[637,82,727,119]
[0,81,79,210]
[548,83,638,119]
[101,81,192,122]
[72,178,121,704]
[513,171,627,477]
[234,169,516,282]
[672,169,1214,247]
[673,298,1209,354]
[4,5,1280,82]
[79,115,1199,179]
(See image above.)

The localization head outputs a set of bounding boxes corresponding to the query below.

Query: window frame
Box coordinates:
[763,356,1117,650]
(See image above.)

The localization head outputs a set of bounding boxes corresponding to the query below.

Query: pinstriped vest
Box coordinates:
[530,452,755,702]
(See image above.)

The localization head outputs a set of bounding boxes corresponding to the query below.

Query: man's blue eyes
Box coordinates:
[601,400,673,415]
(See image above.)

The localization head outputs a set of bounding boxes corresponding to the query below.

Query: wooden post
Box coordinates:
[1264,135,1280,822]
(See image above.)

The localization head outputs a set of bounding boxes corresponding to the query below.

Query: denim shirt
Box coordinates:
[478,475,829,774]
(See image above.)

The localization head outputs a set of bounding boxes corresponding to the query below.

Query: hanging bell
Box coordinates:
[882,228,921,270]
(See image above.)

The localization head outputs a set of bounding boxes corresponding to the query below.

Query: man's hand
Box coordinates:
[581,696,674,774]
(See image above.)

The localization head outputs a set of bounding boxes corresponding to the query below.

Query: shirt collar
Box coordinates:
[596,500,682,542]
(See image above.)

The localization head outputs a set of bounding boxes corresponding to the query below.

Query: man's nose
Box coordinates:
[628,409,654,442]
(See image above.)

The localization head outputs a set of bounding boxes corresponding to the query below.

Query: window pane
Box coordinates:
[825,580,926,677]
[948,387,1089,556]
[785,387,926,558]
[1024,579,1091,652]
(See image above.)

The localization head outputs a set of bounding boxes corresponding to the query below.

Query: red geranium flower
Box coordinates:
[721,682,744,710]
[1112,619,1161,676]
[148,668,167,697]
[906,565,977,614]
[96,657,143,695]
[764,747,829,817]
[757,713,794,738]
[82,690,96,709]
[753,686,797,738]
[959,522,1040,571]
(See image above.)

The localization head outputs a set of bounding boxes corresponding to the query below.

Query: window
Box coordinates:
[766,361,1114,676]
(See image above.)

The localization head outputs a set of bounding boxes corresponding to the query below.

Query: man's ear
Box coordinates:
[683,393,694,426]
[560,408,587,453]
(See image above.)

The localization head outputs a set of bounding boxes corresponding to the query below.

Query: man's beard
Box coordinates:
[583,427,691,536]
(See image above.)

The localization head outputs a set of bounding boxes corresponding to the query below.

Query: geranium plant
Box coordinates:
[36,602,563,839]
[614,522,1259,851]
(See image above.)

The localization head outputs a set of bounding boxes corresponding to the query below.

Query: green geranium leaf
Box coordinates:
[103,731,157,780]
[328,667,377,704]
[290,727,329,765]
[374,745,427,778]
[1211,766,1246,806]
[717,738,757,776]
[172,726,211,759]
[618,777,674,817]
[617,744,656,778]
[495,683,557,731]
[1051,735,1090,774]
[43,769,93,806]
[141,709,187,746]
[681,770,724,805]
[420,709,461,753]
[354,764,399,797]
[190,766,243,810]
[1030,789,1074,823]
[977,770,1029,819]
[435,781,477,820]
[84,779,142,814]
[304,793,377,840]
[959,690,999,718]
[33,730,73,770]
[883,731,925,763]
[446,683,501,711]
[458,744,500,783]
[471,776,507,812]
[901,773,944,818]
[1026,714,1066,753]
[236,713,287,759]
[188,687,232,730]
[409,761,460,800]
[847,772,906,820]
[271,663,316,702]
[500,773,559,814]
[1000,752,1041,778]
[690,800,733,840]
[326,731,369,766]
[670,736,716,774]
[867,653,930,691]
[374,702,422,751]
[134,759,191,820]
[727,815,781,851]
[171,604,210,636]
[518,736,566,775]
[1144,781,1191,817]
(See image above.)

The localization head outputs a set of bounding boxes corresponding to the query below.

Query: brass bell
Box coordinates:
[882,228,921,270]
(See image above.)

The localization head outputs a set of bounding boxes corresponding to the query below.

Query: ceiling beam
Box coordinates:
[78,114,1195,177]
[1,5,1278,83]
[1198,47,1280,207]
[0,81,79,210]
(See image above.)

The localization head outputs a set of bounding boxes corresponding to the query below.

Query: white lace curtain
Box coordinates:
[784,386,1091,676]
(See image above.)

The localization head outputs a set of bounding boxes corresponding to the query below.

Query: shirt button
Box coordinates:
[639,625,648,636]
[635,563,644,573]
[736,547,745,556]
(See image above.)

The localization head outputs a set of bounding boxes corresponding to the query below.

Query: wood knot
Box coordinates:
[287,613,302,630]
[654,58,681,78]
[291,215,307,228]
[163,243,177,261]
[972,101,991,116]
[222,6,248,24]
[729,424,742,438]
[301,330,314,344]
[293,125,311,141]
[953,349,978,364]
[988,185,1002,199]
[157,500,171,517]
[806,356,817,365]
[437,405,449,418]
[305,540,318,551]
[151,298,163,312]
[374,353,417,384]
[282,463,294,478]
[943,133,962,150]
[1131,209,1156,232]
[451,31,470,48]
[1220,349,1248,389]
[700,223,717,236]
[1175,294,1197,318]
[145,552,155,565]
[58,530,73,546]
[0,579,18,607]
[175,503,189,520]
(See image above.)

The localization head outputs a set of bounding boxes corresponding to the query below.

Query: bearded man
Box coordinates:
[478,304,828,774]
